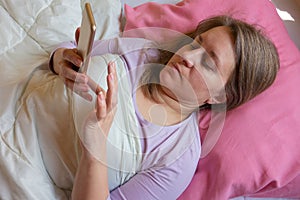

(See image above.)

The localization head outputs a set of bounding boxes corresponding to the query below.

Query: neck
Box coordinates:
[136,85,196,126]
[157,85,198,118]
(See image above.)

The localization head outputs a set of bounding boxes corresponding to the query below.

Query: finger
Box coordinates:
[106,62,118,111]
[110,61,118,88]
[60,62,88,84]
[64,79,93,101]
[73,82,90,93]
[107,61,114,74]
[96,92,107,120]
[79,92,93,102]
[75,27,80,45]
[62,48,83,68]
[87,76,106,96]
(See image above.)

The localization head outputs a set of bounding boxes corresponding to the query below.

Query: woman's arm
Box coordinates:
[72,61,118,200]
[72,148,109,200]
[49,25,156,101]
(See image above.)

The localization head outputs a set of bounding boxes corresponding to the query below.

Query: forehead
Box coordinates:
[201,26,235,81]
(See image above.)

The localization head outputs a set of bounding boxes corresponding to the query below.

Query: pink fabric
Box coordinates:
[124,0,300,199]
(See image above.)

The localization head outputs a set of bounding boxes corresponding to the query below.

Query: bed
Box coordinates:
[0,0,300,199]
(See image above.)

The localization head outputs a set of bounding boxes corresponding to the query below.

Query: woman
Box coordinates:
[50,16,279,199]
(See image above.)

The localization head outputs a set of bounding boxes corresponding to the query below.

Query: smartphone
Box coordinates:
[77,3,96,74]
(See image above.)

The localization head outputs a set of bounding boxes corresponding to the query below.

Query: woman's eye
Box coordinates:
[202,53,216,72]
[196,36,203,46]
[190,43,197,50]
[190,39,202,49]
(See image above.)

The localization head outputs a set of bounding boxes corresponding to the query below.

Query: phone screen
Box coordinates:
[77,3,96,73]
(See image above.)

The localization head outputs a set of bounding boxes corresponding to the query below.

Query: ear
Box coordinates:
[206,95,226,105]
[206,97,215,105]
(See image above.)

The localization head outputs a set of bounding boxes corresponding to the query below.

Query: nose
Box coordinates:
[181,58,194,68]
[180,47,204,68]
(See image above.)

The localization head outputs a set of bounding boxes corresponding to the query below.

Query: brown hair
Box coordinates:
[141,15,280,111]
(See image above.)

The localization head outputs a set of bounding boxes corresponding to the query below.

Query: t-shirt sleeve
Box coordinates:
[107,142,200,200]
[48,37,156,73]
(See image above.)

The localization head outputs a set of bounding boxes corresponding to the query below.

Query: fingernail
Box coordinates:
[99,91,105,102]
[77,60,82,67]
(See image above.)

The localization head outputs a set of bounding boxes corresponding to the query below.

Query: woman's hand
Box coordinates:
[51,27,94,101]
[72,62,117,200]
[52,47,94,101]
[81,61,118,160]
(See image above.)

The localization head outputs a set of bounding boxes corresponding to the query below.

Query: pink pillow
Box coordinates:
[124,0,300,199]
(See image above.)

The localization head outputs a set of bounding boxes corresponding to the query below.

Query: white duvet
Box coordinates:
[0,0,121,128]
[0,52,141,199]
[0,0,126,199]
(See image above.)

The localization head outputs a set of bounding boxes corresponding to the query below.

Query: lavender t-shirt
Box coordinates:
[54,37,201,200]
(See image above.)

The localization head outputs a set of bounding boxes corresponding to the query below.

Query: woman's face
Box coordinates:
[160,26,235,110]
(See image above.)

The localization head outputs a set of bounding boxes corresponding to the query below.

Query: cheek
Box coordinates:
[160,69,199,105]
[189,71,210,99]
[190,68,226,102]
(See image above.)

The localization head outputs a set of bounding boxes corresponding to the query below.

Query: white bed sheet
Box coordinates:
[0,0,122,199]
